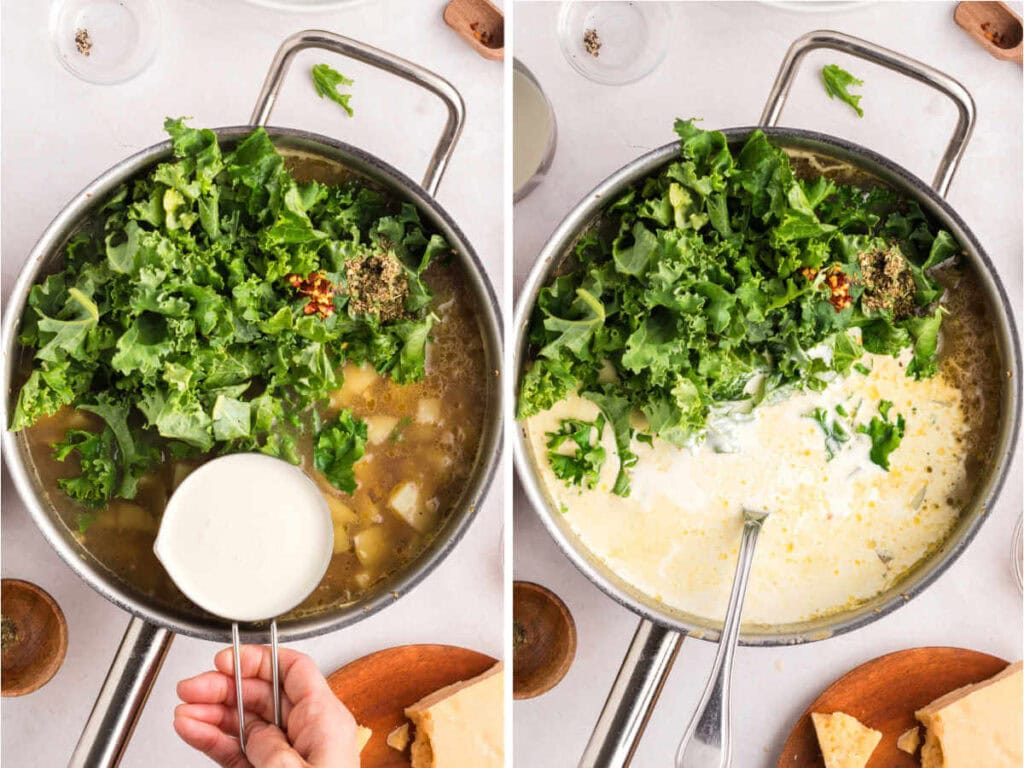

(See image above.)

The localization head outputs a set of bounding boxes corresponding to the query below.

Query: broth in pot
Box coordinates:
[12,127,491,620]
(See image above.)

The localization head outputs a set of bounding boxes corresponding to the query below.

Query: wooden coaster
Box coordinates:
[777,646,1010,767]
[327,644,498,768]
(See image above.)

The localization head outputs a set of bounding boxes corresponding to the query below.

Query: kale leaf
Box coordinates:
[312,64,355,117]
[858,399,906,471]
[313,409,367,494]
[821,64,865,117]
[52,429,117,509]
[807,405,852,461]
[545,415,606,490]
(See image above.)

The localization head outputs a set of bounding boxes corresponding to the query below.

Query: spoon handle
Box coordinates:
[675,512,767,768]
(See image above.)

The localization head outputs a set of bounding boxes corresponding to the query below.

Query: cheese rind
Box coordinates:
[811,711,882,768]
[404,662,503,768]
[915,661,1023,768]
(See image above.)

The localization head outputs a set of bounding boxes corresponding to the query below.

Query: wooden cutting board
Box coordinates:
[327,644,498,768]
[777,646,1010,767]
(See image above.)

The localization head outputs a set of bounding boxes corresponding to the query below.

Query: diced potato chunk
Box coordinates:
[326,496,358,527]
[332,523,351,555]
[389,481,438,533]
[331,363,379,408]
[95,501,156,533]
[416,398,442,425]
[389,481,422,528]
[353,526,389,568]
[365,415,399,445]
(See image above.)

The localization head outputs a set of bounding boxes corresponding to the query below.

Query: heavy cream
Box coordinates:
[154,453,334,622]
[525,350,971,625]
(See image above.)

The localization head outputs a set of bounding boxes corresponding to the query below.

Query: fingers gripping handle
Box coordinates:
[250,29,466,197]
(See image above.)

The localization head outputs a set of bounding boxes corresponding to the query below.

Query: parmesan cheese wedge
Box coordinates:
[811,711,882,768]
[404,662,503,768]
[356,725,372,751]
[387,722,411,752]
[915,661,1022,768]
[897,726,921,754]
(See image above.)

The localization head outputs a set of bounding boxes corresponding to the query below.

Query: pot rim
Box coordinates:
[1,124,503,643]
[513,125,1022,646]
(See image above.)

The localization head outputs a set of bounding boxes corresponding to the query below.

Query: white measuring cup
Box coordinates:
[154,453,334,753]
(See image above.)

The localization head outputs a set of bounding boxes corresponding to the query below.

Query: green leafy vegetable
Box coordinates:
[312,64,355,117]
[313,409,367,494]
[51,429,117,509]
[12,119,448,514]
[807,405,852,461]
[858,400,906,470]
[518,120,953,476]
[821,64,864,117]
[545,415,606,489]
[584,388,639,496]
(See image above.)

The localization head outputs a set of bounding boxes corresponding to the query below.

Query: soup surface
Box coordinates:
[525,285,1001,624]
[22,263,488,616]
[13,129,491,619]
[518,124,1003,626]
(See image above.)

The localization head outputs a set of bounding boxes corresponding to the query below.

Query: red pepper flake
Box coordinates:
[288,271,336,319]
[825,266,852,312]
[802,264,851,311]
[470,21,493,45]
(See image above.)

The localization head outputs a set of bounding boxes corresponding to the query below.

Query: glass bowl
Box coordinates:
[557,1,672,86]
[513,60,558,203]
[50,0,161,85]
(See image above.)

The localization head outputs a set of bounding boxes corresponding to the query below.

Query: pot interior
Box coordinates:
[515,127,1020,645]
[4,127,502,642]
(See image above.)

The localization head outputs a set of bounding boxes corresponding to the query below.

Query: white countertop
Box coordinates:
[0,1,503,765]
[513,2,1022,767]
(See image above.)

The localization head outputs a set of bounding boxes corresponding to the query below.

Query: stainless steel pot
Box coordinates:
[513,31,1021,767]
[0,30,502,767]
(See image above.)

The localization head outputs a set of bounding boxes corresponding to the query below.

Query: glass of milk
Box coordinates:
[514,60,558,203]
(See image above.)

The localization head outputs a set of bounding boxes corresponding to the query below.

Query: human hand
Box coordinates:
[174,645,360,768]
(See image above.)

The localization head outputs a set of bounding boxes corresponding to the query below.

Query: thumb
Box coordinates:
[245,720,310,768]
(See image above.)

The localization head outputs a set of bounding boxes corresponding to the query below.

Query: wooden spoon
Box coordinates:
[513,581,576,699]
[1,579,68,697]
[955,2,1023,63]
[443,0,504,61]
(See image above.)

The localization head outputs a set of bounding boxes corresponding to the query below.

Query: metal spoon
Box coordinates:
[675,508,770,768]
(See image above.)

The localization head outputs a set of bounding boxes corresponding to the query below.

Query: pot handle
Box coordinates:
[579,619,685,768]
[759,30,976,198]
[69,616,174,768]
[249,29,465,197]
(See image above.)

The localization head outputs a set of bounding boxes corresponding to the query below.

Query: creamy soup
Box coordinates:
[524,265,1001,626]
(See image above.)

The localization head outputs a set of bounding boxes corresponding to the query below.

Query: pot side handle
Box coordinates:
[249,29,465,198]
[579,619,685,768]
[759,30,976,198]
[69,616,174,768]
